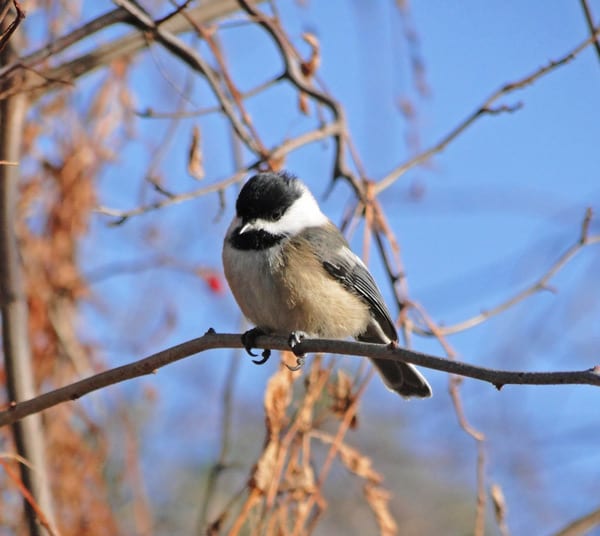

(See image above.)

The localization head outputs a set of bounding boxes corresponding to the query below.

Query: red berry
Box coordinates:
[207,274,223,294]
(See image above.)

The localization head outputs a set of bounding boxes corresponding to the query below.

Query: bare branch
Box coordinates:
[414,216,600,337]
[0,331,599,428]
[410,301,488,535]
[135,74,284,119]
[553,504,600,536]
[112,0,265,157]
[95,170,248,224]
[236,0,363,195]
[0,6,127,82]
[0,1,264,101]
[0,26,56,532]
[376,23,600,193]
[0,459,58,536]
[95,123,342,223]
[0,0,25,55]
[580,0,600,64]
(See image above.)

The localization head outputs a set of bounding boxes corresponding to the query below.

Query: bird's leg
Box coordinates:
[286,330,307,371]
[241,327,271,365]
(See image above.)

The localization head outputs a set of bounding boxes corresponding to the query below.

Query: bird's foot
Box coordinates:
[241,327,271,365]
[286,331,307,371]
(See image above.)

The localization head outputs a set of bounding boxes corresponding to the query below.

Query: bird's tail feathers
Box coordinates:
[369,357,432,399]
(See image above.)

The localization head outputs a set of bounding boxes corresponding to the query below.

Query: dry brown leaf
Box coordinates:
[187,125,205,180]
[264,366,294,437]
[268,153,286,172]
[285,461,316,500]
[364,484,398,536]
[329,369,357,426]
[295,357,330,432]
[313,430,382,484]
[282,440,316,500]
[297,32,321,116]
[300,32,321,78]
[338,441,382,484]
[490,482,507,525]
[298,91,309,115]
[251,440,279,493]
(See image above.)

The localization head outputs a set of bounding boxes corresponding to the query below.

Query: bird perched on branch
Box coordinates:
[222,171,431,399]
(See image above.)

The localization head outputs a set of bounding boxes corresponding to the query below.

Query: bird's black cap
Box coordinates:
[236,171,304,222]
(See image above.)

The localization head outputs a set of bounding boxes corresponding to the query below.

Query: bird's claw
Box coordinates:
[241,328,271,365]
[285,331,307,371]
[285,355,305,372]
[287,330,307,355]
[253,349,271,365]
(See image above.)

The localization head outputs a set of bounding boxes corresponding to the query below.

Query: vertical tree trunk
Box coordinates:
[0,15,56,536]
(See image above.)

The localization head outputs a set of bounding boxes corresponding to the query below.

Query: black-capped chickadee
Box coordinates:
[222,171,432,399]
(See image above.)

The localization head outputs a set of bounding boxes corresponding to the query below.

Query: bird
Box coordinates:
[222,171,431,398]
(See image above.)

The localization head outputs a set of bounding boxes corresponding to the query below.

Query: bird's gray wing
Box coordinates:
[299,226,431,398]
[301,226,398,342]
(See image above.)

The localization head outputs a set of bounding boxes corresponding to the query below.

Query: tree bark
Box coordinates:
[0,13,56,536]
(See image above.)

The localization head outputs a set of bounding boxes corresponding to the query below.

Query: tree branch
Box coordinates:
[375,22,600,193]
[236,0,363,195]
[0,0,24,55]
[95,123,341,224]
[0,0,265,101]
[553,504,600,536]
[0,18,56,533]
[413,212,600,337]
[0,331,598,428]
[580,0,600,64]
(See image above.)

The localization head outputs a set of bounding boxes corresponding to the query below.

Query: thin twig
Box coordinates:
[0,1,263,101]
[553,504,600,536]
[413,212,600,337]
[291,370,372,535]
[134,74,284,119]
[412,303,487,535]
[236,0,363,196]
[0,6,129,81]
[95,171,248,224]
[376,24,600,193]
[0,0,25,55]
[0,459,58,536]
[175,5,268,156]
[113,0,266,157]
[580,0,600,63]
[95,123,342,223]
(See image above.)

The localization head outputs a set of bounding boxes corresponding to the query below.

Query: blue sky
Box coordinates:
[37,0,600,533]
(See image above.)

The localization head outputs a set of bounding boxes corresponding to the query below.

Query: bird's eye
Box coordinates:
[272,208,283,221]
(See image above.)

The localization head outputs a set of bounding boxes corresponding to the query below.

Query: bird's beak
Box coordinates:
[238,222,254,234]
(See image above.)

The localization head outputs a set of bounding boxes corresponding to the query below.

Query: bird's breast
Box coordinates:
[222,241,290,331]
[223,237,371,338]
